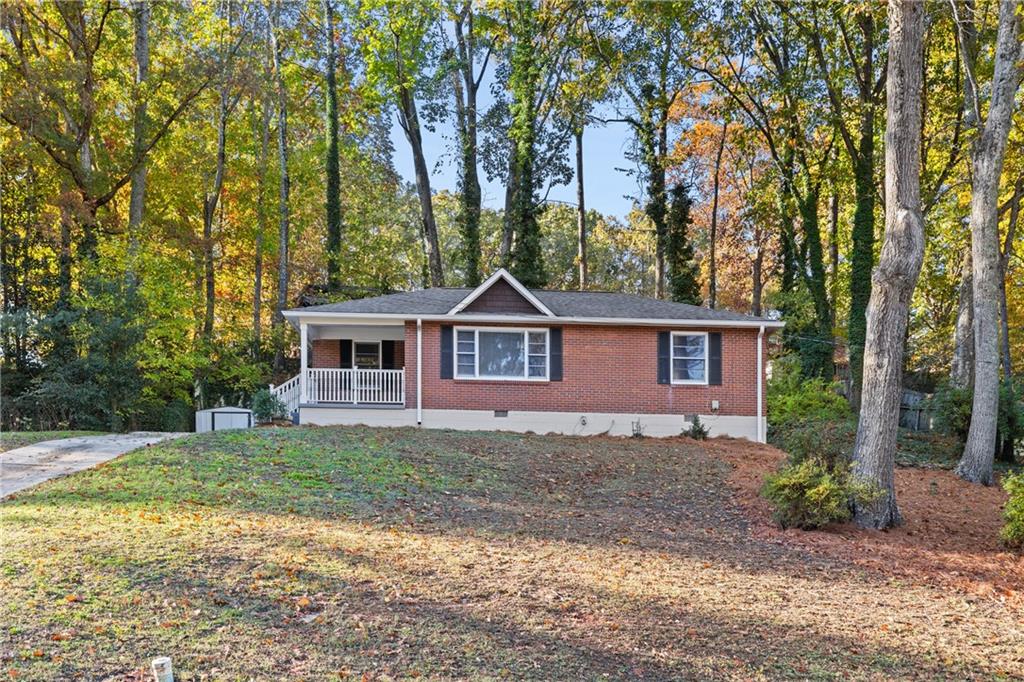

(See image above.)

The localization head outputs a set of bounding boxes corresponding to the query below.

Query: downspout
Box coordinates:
[756,324,765,443]
[416,318,422,425]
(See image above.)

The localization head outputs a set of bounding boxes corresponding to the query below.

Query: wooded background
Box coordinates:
[1,0,1021,441]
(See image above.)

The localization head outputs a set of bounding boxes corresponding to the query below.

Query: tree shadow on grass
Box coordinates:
[3,544,985,681]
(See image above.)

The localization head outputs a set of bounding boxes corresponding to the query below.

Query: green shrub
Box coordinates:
[767,354,849,437]
[930,381,973,442]
[685,415,709,440]
[252,389,287,423]
[1002,472,1024,550]
[160,399,192,432]
[778,417,856,469]
[932,379,1024,461]
[762,459,879,530]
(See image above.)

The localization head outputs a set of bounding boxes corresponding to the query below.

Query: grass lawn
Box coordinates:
[0,431,106,453]
[1,426,1021,680]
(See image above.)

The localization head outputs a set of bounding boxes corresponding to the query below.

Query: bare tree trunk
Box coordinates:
[576,127,587,290]
[127,0,150,282]
[253,91,271,358]
[999,180,1022,376]
[397,85,443,287]
[752,244,764,317]
[708,120,727,309]
[950,248,974,387]
[956,0,1021,485]
[202,79,231,341]
[268,1,291,373]
[850,0,926,530]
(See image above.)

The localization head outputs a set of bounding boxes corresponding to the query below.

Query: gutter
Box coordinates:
[282,309,786,330]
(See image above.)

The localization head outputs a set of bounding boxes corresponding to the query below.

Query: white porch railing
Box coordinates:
[269,374,301,414]
[306,368,405,405]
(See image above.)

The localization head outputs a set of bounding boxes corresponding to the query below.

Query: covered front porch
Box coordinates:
[271,321,408,414]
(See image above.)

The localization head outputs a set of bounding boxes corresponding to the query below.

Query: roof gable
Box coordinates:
[447,269,554,317]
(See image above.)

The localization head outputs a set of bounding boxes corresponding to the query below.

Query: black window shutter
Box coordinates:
[339,339,353,369]
[381,340,396,369]
[549,327,563,381]
[440,325,454,379]
[708,332,723,385]
[657,331,670,384]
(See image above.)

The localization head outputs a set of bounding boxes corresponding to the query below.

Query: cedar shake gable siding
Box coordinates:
[461,278,546,315]
[404,321,766,417]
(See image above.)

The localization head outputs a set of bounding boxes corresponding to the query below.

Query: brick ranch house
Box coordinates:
[273,269,784,441]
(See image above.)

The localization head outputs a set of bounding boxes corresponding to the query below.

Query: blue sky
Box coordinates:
[388,114,643,221]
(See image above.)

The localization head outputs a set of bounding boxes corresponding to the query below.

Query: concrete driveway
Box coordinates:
[1,432,186,498]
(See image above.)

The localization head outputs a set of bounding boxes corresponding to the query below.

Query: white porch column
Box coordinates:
[299,322,308,405]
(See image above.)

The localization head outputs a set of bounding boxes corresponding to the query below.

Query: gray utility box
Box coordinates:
[195,406,253,433]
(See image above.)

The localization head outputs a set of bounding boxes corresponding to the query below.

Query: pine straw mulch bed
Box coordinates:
[1,427,1022,680]
[710,437,1023,603]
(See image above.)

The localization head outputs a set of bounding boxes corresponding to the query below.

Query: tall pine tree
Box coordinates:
[666,183,701,305]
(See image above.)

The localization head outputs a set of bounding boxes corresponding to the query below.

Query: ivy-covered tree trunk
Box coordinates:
[452,4,484,287]
[507,0,544,288]
[637,94,666,299]
[851,0,926,529]
[777,138,798,296]
[500,156,518,268]
[797,186,834,378]
[666,183,701,305]
[847,114,876,408]
[323,0,343,292]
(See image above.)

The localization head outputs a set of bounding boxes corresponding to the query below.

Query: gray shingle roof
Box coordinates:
[291,286,773,323]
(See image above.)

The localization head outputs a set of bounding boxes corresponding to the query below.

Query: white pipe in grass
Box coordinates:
[151,656,173,682]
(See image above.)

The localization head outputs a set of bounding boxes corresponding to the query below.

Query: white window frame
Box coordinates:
[453,326,550,381]
[353,340,382,369]
[670,331,709,386]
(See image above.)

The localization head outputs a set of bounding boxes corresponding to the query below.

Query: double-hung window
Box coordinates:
[671,332,708,384]
[455,328,548,380]
[354,341,381,369]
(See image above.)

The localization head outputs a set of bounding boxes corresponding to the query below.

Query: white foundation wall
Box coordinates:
[300,406,766,442]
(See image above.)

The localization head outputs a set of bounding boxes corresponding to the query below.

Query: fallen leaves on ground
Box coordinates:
[1,427,1021,680]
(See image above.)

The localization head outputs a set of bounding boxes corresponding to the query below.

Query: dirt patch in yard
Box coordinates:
[708,437,1023,603]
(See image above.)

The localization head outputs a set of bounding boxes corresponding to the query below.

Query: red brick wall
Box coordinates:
[311,339,340,368]
[463,278,543,314]
[403,321,768,416]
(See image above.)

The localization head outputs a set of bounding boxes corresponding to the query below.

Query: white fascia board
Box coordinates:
[283,309,785,330]
[446,268,555,317]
